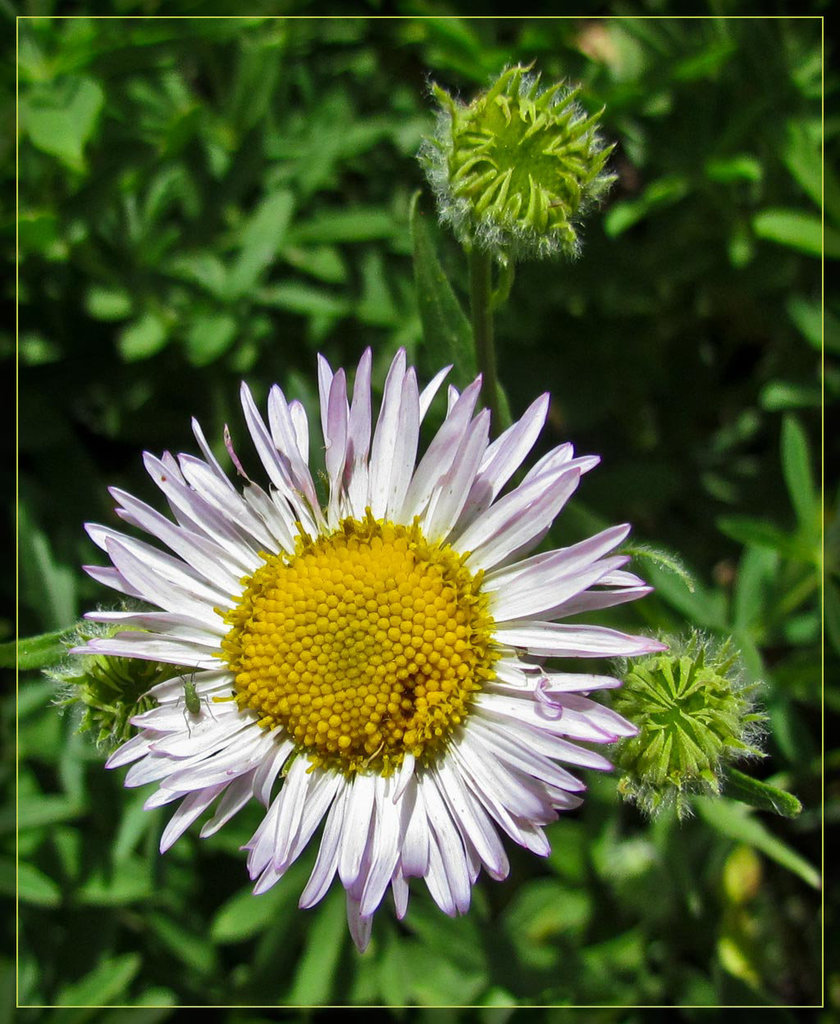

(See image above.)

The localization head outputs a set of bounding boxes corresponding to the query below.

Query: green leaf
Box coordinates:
[752,209,821,257]
[732,546,777,632]
[724,767,802,818]
[165,251,229,300]
[628,547,728,630]
[503,879,591,969]
[695,797,820,889]
[146,913,217,975]
[672,37,736,80]
[85,285,133,322]
[255,282,351,319]
[622,543,696,593]
[604,175,689,236]
[211,879,299,944]
[56,953,142,1006]
[826,577,840,656]
[22,76,104,173]
[185,312,238,366]
[228,189,295,298]
[356,249,400,327]
[410,191,476,382]
[117,312,169,362]
[704,154,762,184]
[759,380,822,411]
[18,504,77,631]
[286,887,345,1004]
[280,244,347,284]
[781,415,818,534]
[18,209,62,259]
[2,629,72,670]
[19,795,85,831]
[787,294,840,354]
[15,861,62,907]
[716,515,808,562]
[76,853,154,906]
[288,208,397,245]
[782,120,821,210]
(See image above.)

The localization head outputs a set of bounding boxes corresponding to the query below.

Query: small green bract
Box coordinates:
[610,631,766,820]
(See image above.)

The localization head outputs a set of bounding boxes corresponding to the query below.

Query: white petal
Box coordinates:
[368,349,407,518]
[346,894,373,953]
[399,778,429,878]
[252,737,296,806]
[288,399,310,462]
[390,869,410,920]
[484,524,630,591]
[160,785,226,852]
[111,487,248,586]
[493,622,665,658]
[105,731,152,769]
[418,364,451,420]
[275,768,343,873]
[488,555,628,623]
[399,376,483,522]
[345,348,373,516]
[360,777,403,918]
[337,772,376,889]
[200,774,258,837]
[385,369,420,519]
[83,633,217,667]
[423,408,490,542]
[456,392,550,529]
[299,783,350,909]
[432,760,508,880]
[418,774,471,914]
[468,713,587,790]
[458,466,583,571]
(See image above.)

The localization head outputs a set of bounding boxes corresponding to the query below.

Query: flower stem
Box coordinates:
[469,248,501,434]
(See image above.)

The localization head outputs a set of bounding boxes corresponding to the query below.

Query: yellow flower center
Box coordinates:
[220,515,497,775]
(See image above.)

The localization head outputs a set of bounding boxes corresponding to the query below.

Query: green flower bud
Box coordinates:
[50,620,179,750]
[610,632,765,820]
[419,63,616,262]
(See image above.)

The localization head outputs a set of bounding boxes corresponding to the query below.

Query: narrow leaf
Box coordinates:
[696,797,820,889]
[56,953,142,1006]
[410,191,476,382]
[724,767,802,818]
[2,629,72,670]
[752,209,821,257]
[781,415,818,533]
[16,861,62,907]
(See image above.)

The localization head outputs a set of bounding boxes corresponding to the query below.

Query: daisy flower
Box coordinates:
[78,348,662,951]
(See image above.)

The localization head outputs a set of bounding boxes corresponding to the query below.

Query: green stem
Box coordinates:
[469,248,501,434]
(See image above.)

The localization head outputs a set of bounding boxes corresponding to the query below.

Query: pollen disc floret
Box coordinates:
[222,515,496,774]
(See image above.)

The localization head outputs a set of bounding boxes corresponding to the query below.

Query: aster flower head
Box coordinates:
[77,349,662,951]
[420,63,616,262]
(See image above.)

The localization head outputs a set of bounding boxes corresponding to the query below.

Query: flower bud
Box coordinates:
[610,632,765,820]
[51,620,177,750]
[420,63,616,262]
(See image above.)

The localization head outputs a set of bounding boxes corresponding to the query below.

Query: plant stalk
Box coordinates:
[468,248,501,434]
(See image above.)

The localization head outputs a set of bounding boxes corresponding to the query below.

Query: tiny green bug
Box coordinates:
[182,670,202,716]
[179,669,211,736]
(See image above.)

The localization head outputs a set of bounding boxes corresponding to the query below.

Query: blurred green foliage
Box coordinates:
[9,9,831,1013]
